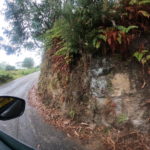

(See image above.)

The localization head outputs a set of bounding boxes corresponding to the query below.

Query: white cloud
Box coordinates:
[0,50,41,66]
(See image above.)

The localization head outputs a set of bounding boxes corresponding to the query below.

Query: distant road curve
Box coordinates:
[0,72,84,150]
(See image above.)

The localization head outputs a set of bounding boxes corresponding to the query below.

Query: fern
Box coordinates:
[117,114,128,124]
[133,50,150,65]
[55,43,72,56]
[139,0,150,5]
[117,33,122,44]
[138,10,150,18]
[130,0,150,5]
[117,25,138,33]
[93,39,101,49]
[129,0,138,5]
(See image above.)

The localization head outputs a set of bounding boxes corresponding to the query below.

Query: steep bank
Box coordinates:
[36,1,150,149]
[38,35,150,132]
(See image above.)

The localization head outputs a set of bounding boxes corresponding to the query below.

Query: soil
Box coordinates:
[29,85,150,150]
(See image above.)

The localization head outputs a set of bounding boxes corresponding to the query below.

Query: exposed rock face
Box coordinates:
[88,58,150,131]
[38,36,150,133]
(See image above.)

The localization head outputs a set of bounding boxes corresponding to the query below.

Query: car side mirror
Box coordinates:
[0,96,25,120]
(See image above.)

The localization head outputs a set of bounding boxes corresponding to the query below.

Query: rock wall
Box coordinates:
[88,58,150,132]
[38,36,150,133]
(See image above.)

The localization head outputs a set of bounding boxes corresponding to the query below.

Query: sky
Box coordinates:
[0,0,42,67]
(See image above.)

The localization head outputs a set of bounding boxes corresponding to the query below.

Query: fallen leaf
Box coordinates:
[89,123,96,130]
[74,131,79,137]
[67,133,71,137]
[141,80,146,89]
[81,122,89,126]
[63,120,71,125]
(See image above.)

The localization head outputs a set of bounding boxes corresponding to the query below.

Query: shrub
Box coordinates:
[43,0,118,56]
[45,0,150,60]
[5,65,16,71]
[0,71,13,84]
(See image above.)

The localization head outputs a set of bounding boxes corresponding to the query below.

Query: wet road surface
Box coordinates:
[0,72,84,150]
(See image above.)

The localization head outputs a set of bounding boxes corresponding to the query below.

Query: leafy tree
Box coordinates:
[22,57,34,68]
[4,0,117,53]
[5,65,16,71]
[4,0,62,52]
[4,0,145,57]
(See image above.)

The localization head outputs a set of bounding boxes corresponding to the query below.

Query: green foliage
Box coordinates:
[68,109,76,120]
[117,33,122,44]
[4,0,62,51]
[22,57,34,68]
[133,50,150,65]
[0,70,13,84]
[44,0,117,56]
[4,0,150,63]
[55,43,72,56]
[138,10,150,18]
[5,65,16,71]
[45,1,143,58]
[11,68,39,79]
[17,68,38,76]
[117,114,128,124]
[129,0,150,5]
[0,68,38,84]
[116,25,138,33]
[93,29,107,49]
[139,0,150,4]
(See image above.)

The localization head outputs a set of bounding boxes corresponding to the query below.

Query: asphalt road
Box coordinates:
[0,72,84,150]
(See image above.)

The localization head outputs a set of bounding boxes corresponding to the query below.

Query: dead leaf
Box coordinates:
[89,123,96,130]
[81,122,89,126]
[67,133,71,137]
[74,131,79,137]
[63,120,71,125]
[141,80,146,89]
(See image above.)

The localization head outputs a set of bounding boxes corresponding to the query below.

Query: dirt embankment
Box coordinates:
[30,62,150,149]
[30,35,150,150]
[29,82,150,150]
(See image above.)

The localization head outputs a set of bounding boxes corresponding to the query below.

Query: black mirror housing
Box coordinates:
[0,96,25,120]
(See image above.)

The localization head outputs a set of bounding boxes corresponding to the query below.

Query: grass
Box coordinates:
[0,68,39,85]
[117,114,128,124]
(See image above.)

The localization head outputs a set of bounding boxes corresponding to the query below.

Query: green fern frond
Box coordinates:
[138,10,150,18]
[117,25,138,33]
[139,0,150,5]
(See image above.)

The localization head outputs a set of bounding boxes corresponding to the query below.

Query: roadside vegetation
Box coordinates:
[2,0,149,76]
[2,0,150,149]
[0,57,39,85]
[0,68,39,85]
